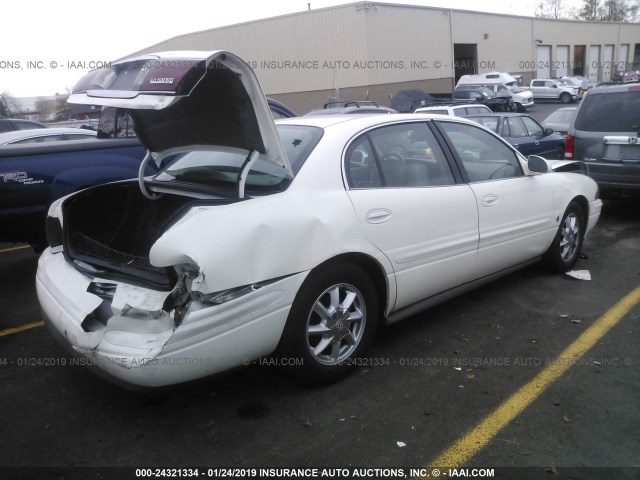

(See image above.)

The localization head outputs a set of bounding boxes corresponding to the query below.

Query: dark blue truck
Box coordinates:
[0,107,155,248]
[0,138,151,249]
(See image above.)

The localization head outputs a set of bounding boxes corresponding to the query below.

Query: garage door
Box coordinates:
[588,45,600,83]
[537,46,551,78]
[556,45,569,78]
[603,45,614,81]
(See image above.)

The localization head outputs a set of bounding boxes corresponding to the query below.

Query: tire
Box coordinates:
[560,92,572,104]
[543,201,584,272]
[515,102,524,112]
[277,261,378,384]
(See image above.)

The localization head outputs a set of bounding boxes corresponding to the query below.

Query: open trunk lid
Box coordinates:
[68,50,291,177]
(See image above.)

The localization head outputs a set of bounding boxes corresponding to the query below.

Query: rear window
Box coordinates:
[574,91,640,132]
[151,125,322,195]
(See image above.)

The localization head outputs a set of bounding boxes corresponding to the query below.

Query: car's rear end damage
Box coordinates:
[35,50,309,387]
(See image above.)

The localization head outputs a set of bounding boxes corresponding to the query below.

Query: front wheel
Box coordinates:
[543,201,584,272]
[277,262,378,384]
[560,92,572,104]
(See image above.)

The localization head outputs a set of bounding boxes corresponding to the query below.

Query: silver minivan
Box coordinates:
[565,83,640,197]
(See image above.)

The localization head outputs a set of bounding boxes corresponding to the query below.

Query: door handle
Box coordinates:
[366,208,392,224]
[481,194,498,207]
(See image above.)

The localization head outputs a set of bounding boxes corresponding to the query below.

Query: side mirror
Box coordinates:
[527,155,551,174]
[544,128,554,136]
[552,84,558,88]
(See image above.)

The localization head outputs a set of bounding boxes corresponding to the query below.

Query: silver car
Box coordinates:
[565,84,640,197]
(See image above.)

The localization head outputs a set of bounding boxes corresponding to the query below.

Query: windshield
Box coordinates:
[506,84,524,93]
[151,125,323,195]
[475,87,495,97]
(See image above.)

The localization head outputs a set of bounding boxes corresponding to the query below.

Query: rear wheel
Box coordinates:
[543,201,584,272]
[277,262,378,384]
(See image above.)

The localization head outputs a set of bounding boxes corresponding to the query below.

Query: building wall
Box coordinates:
[127,1,640,114]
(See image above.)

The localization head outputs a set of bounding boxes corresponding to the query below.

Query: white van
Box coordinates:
[456,72,534,111]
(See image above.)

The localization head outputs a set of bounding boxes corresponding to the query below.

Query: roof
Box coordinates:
[276,112,479,130]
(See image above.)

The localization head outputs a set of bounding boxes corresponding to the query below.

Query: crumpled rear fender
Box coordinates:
[149,189,381,293]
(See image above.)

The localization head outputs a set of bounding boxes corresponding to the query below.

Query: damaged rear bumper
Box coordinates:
[36,248,307,388]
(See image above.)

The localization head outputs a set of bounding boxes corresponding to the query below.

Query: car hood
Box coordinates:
[67,50,291,176]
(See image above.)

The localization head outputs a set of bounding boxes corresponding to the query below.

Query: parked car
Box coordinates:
[466,113,566,158]
[541,107,577,137]
[526,79,581,103]
[565,83,640,197]
[0,117,47,133]
[306,100,396,115]
[0,127,96,145]
[37,51,602,388]
[414,104,493,116]
[620,70,640,83]
[560,76,594,93]
[391,90,445,112]
[267,98,297,118]
[456,72,534,111]
[453,87,515,112]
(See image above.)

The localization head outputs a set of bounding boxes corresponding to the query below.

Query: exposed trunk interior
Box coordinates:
[62,181,237,289]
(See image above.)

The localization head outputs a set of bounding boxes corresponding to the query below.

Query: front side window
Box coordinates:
[521,116,543,137]
[437,121,524,182]
[345,122,455,189]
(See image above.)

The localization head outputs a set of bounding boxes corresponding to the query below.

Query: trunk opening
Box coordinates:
[62,181,239,289]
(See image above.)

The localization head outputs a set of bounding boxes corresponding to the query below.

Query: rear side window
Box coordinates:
[0,121,10,133]
[575,91,640,132]
[345,122,456,188]
[506,117,528,138]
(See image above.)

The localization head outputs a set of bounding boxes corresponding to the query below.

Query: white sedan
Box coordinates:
[37,51,602,388]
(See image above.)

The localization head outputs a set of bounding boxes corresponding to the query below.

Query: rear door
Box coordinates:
[344,120,479,311]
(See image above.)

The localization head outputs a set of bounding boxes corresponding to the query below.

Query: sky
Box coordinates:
[2,0,576,99]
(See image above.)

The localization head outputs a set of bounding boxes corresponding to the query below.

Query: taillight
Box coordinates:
[564,134,574,159]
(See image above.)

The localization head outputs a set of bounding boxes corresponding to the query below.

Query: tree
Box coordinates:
[579,0,600,19]
[578,0,640,21]
[536,0,569,18]
[1,92,19,117]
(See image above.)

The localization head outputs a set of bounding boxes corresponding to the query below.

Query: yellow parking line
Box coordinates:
[0,245,31,254]
[424,285,640,472]
[0,321,45,338]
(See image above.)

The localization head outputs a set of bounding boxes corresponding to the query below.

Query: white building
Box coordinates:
[125,1,640,113]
